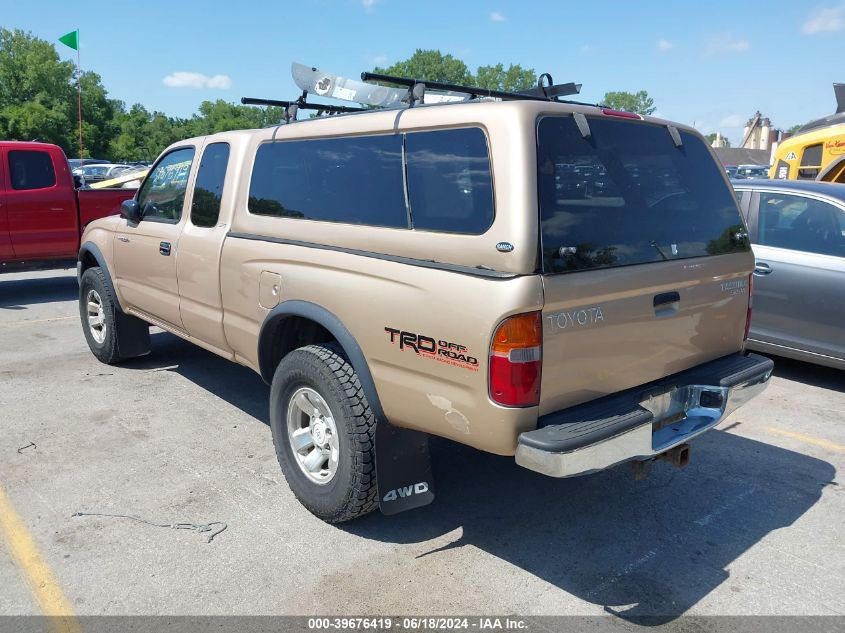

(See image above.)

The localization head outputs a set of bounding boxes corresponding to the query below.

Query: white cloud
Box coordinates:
[802,6,845,34]
[719,114,745,128]
[490,11,505,22]
[580,44,595,54]
[704,32,750,55]
[362,0,378,12]
[162,72,232,89]
[369,54,388,66]
[657,38,674,52]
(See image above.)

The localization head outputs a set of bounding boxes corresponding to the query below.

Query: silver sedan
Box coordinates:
[733,179,845,369]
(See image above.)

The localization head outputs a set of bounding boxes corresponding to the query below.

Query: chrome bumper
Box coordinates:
[515,353,773,478]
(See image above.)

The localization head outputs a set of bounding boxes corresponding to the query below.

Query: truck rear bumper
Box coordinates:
[515,353,773,478]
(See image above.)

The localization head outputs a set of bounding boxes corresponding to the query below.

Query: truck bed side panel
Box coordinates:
[219,236,543,455]
[77,189,135,228]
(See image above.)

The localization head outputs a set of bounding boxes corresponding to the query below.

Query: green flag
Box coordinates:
[58,30,78,51]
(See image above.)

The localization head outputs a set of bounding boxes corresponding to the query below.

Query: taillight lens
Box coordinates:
[489,312,542,407]
[744,273,754,341]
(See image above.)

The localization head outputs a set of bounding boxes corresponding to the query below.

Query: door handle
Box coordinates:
[159,241,171,256]
[653,291,680,307]
[754,262,772,275]
[653,290,680,317]
[117,236,130,243]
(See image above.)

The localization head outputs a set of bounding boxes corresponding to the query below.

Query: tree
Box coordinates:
[109,104,149,162]
[0,28,75,149]
[787,123,804,135]
[474,63,536,92]
[602,90,656,116]
[705,132,731,147]
[0,28,75,110]
[0,28,119,158]
[185,99,285,137]
[374,49,472,84]
[108,105,180,162]
[77,71,120,157]
[373,49,537,92]
[2,101,70,146]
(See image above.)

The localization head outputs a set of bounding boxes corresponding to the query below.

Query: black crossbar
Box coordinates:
[360,72,588,105]
[360,72,538,101]
[240,97,365,113]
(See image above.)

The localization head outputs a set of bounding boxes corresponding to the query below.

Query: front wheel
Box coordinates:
[79,267,122,364]
[269,343,378,523]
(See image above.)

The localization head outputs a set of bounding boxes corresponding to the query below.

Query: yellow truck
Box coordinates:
[771,83,845,183]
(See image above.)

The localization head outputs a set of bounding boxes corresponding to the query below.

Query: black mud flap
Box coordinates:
[115,310,151,359]
[376,421,435,515]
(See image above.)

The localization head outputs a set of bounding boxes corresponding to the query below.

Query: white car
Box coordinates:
[76,163,134,183]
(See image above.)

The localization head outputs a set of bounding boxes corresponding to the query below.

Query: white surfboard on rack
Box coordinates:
[291,62,466,107]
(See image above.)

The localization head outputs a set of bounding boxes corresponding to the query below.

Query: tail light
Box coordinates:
[489,312,542,407]
[744,273,754,341]
[601,108,642,120]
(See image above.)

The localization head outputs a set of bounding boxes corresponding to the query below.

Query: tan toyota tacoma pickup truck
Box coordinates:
[77,74,772,522]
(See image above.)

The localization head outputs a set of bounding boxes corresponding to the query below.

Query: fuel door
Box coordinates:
[259,271,282,309]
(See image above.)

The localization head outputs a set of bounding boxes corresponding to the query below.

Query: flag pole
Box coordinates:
[76,28,83,160]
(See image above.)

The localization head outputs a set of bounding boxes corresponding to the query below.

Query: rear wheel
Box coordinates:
[270,342,378,522]
[79,267,122,364]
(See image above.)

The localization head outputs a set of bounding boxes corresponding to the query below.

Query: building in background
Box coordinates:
[741,112,782,152]
[712,147,771,169]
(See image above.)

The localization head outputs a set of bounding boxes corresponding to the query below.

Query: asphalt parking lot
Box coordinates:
[1,268,844,624]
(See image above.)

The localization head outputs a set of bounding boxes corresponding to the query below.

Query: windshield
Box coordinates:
[83,165,110,176]
[537,116,749,274]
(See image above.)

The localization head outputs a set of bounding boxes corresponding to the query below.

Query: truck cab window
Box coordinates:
[8,150,56,190]
[136,147,195,223]
[191,143,230,228]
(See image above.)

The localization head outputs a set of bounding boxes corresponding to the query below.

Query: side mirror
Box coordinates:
[121,199,142,224]
[73,174,86,189]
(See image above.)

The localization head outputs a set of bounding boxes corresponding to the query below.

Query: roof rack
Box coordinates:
[241,91,366,123]
[360,71,590,105]
[242,64,597,126]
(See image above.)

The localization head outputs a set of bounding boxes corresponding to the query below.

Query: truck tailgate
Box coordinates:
[540,256,751,416]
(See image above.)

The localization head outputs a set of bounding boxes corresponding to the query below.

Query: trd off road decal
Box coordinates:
[384,327,479,372]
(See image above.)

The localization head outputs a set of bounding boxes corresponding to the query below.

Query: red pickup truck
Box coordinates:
[0,141,135,265]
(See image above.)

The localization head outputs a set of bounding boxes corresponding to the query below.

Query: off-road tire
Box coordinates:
[79,267,123,364]
[270,342,378,522]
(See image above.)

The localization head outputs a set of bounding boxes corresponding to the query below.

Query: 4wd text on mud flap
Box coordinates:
[382,482,429,502]
[384,327,479,370]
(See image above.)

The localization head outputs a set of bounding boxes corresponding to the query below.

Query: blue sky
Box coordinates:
[6,1,844,144]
